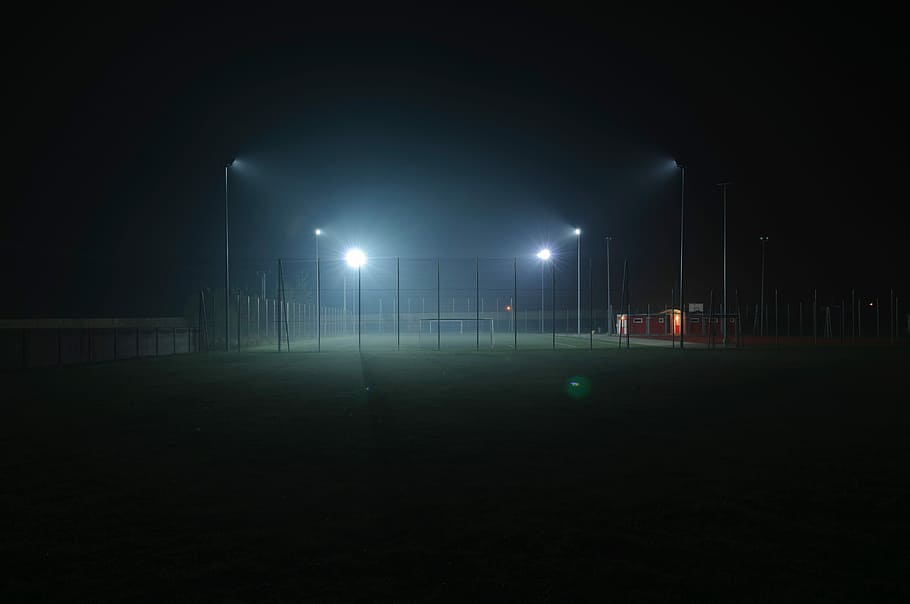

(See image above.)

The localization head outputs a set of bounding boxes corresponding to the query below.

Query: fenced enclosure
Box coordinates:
[1,318,201,370]
[4,256,904,367]
[214,256,906,352]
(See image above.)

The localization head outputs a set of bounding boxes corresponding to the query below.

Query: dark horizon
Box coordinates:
[6,9,906,318]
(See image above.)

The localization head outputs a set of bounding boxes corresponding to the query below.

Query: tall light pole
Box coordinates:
[224,158,237,352]
[315,229,321,350]
[759,236,769,336]
[537,248,551,334]
[575,228,581,335]
[718,182,731,345]
[676,161,685,349]
[604,236,612,335]
[345,248,367,351]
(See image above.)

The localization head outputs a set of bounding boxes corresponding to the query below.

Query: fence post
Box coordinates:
[436,257,442,350]
[513,258,518,350]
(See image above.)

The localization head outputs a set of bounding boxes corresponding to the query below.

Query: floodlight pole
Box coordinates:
[718,182,731,345]
[676,162,686,350]
[315,232,320,352]
[540,262,545,333]
[357,265,363,352]
[760,236,769,336]
[552,260,557,350]
[576,230,581,335]
[605,236,612,335]
[436,258,441,351]
[476,257,480,351]
[224,163,230,352]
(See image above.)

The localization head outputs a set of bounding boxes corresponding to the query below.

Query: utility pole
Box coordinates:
[759,236,769,336]
[718,182,731,345]
[676,161,685,349]
[605,236,612,335]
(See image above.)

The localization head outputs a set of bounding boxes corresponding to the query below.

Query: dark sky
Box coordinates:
[6,7,906,317]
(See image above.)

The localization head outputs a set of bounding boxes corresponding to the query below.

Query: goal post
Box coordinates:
[417,318,495,350]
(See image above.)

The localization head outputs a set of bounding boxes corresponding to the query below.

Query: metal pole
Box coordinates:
[577,230,581,335]
[397,257,401,351]
[436,258,442,350]
[671,288,675,349]
[605,236,612,335]
[760,236,768,336]
[513,257,518,350]
[679,165,685,350]
[358,266,362,352]
[718,182,731,345]
[224,165,230,352]
[316,257,321,352]
[552,261,557,350]
[588,258,594,350]
[540,262,544,333]
[476,257,480,351]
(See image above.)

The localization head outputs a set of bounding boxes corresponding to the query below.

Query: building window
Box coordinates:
[633,317,643,324]
[658,317,665,323]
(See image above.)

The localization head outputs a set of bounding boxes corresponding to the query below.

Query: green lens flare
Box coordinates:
[565,375,591,399]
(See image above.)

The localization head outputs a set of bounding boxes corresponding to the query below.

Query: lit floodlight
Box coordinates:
[345,248,367,268]
[574,228,581,235]
[315,228,322,236]
[536,248,551,260]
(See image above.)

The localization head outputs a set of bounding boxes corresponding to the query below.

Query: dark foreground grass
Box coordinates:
[3,347,909,602]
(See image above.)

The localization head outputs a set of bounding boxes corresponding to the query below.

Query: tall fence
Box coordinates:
[215,257,907,352]
[1,318,200,370]
[5,256,905,365]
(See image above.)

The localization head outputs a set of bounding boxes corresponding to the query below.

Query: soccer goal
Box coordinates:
[417,318,495,350]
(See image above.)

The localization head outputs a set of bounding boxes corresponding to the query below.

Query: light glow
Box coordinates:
[574,228,581,235]
[345,248,367,268]
[536,248,551,260]
[315,228,322,236]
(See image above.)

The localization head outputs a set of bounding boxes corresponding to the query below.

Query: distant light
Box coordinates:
[345,248,366,268]
[315,229,322,236]
[868,302,874,307]
[505,305,512,312]
[536,248,551,260]
[574,228,581,236]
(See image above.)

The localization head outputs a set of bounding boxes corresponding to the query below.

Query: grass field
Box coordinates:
[3,346,909,602]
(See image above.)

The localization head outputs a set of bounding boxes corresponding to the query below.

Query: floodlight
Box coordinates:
[574,228,581,235]
[345,248,367,268]
[536,248,551,260]
[315,228,322,236]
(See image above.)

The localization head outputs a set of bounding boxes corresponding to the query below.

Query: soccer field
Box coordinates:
[4,347,909,601]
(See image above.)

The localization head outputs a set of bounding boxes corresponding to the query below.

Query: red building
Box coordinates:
[617,310,737,338]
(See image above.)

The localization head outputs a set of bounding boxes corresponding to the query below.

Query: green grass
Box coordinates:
[4,347,909,602]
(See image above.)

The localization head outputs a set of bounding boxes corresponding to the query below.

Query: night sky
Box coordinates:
[7,8,906,317]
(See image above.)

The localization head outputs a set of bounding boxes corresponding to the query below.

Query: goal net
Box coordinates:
[417,318,495,350]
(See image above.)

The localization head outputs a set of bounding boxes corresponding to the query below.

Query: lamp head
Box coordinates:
[536,248,551,261]
[345,248,367,268]
[314,229,322,236]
